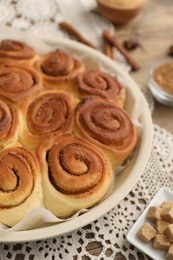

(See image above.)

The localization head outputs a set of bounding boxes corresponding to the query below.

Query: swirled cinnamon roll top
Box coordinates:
[0,145,44,226]
[0,63,42,102]
[0,40,140,224]
[0,39,37,66]
[0,99,21,147]
[74,96,137,166]
[75,70,126,108]
[19,90,75,149]
[34,49,85,89]
[36,134,112,217]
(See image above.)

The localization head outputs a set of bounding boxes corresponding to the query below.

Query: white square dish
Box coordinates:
[126,187,173,260]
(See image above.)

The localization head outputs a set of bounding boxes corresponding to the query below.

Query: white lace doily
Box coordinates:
[0,1,172,260]
[0,125,173,260]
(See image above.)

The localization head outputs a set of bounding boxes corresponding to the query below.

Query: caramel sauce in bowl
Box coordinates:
[148,59,173,106]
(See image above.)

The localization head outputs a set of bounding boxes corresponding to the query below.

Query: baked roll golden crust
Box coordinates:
[74,96,137,166]
[0,145,44,226]
[36,134,112,218]
[0,99,21,148]
[34,49,85,89]
[0,63,42,102]
[0,39,140,226]
[0,39,37,65]
[19,90,75,149]
[74,70,126,108]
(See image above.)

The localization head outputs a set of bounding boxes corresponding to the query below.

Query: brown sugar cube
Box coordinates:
[161,207,173,223]
[137,223,156,242]
[165,224,173,242]
[166,244,173,260]
[156,220,170,234]
[146,206,162,222]
[161,201,173,209]
[152,234,170,251]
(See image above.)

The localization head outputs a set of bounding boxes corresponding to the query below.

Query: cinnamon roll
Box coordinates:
[0,63,42,102]
[74,96,137,166]
[0,39,37,65]
[34,49,85,89]
[20,90,74,149]
[75,70,126,108]
[0,145,44,226]
[0,38,140,225]
[0,99,21,147]
[36,134,112,218]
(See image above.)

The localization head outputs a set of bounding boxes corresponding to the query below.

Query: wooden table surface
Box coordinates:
[86,1,173,258]
[115,0,173,133]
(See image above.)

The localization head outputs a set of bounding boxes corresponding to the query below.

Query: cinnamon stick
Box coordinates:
[59,21,96,49]
[103,37,115,60]
[103,30,140,71]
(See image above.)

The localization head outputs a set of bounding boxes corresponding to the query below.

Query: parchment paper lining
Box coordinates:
[0,26,144,232]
